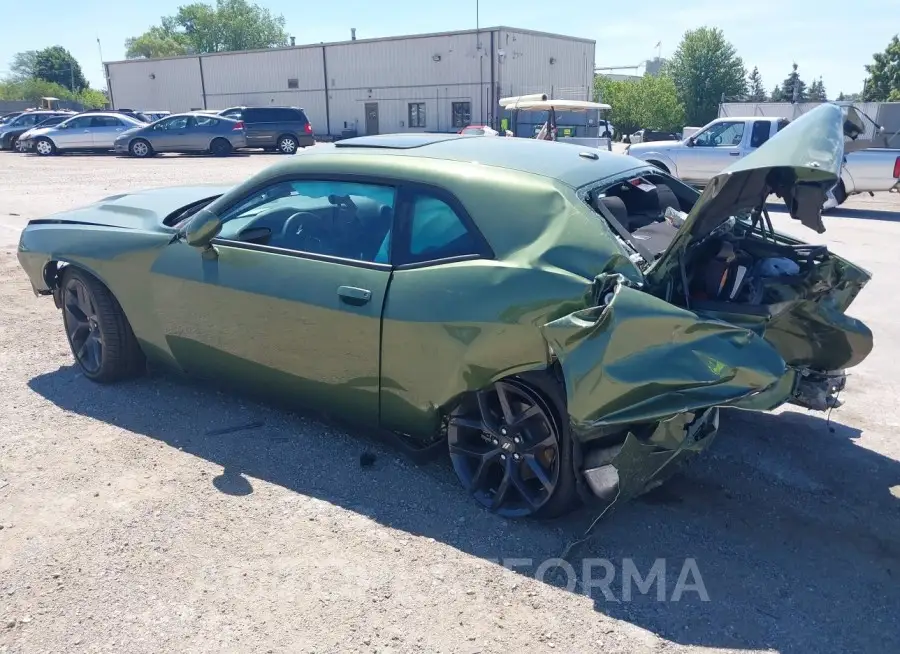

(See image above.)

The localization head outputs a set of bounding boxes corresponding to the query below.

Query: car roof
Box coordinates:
[331,134,641,188]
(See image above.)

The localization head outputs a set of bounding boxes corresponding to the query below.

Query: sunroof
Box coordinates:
[334,133,467,149]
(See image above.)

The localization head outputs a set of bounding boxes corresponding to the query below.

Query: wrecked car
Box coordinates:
[17,103,873,518]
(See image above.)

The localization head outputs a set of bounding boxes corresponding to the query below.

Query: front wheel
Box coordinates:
[447,377,577,519]
[11,136,26,153]
[277,134,299,154]
[34,137,56,156]
[61,268,146,383]
[129,139,153,158]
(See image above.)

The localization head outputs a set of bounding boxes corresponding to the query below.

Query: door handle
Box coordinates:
[338,285,372,306]
[729,152,740,156]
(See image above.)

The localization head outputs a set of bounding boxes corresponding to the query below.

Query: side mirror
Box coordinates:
[182,208,222,247]
[685,137,695,147]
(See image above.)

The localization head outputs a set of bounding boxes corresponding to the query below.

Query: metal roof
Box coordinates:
[328,134,643,188]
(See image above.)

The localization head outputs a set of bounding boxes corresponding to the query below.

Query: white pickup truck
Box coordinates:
[626,115,900,208]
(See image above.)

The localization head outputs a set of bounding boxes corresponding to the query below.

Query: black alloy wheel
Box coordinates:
[62,276,104,375]
[448,379,565,518]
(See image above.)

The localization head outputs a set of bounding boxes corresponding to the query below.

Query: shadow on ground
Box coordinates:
[28,366,900,653]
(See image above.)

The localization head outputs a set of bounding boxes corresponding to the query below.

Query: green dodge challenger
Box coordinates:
[17,103,873,518]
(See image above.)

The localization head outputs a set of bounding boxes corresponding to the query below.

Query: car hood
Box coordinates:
[29,185,233,232]
[23,126,55,138]
[645,102,846,285]
[117,126,144,139]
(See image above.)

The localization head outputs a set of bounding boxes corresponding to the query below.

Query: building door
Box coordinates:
[365,103,379,135]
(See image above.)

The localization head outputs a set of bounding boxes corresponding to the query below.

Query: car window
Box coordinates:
[693,121,745,147]
[194,116,219,127]
[91,116,125,128]
[11,114,41,127]
[216,180,396,263]
[157,116,191,130]
[404,193,482,264]
[749,121,772,148]
[63,116,94,129]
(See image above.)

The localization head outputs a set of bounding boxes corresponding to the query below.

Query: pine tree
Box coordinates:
[746,66,767,101]
[771,84,784,102]
[779,63,807,103]
[808,77,828,102]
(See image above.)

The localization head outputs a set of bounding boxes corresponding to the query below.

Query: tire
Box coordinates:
[11,136,24,153]
[447,372,578,519]
[34,137,56,156]
[60,267,146,383]
[276,134,299,154]
[210,138,232,157]
[646,159,669,173]
[129,139,153,158]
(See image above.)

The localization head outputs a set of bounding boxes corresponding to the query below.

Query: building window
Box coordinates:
[408,102,426,128]
[287,78,299,89]
[451,102,471,128]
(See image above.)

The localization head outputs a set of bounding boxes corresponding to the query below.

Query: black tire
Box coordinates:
[276,134,299,154]
[833,180,847,206]
[60,267,146,383]
[129,138,153,158]
[34,137,56,156]
[210,138,232,157]
[10,136,23,153]
[646,159,669,173]
[447,372,578,519]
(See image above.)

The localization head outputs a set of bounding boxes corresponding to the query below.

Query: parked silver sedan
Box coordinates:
[114,113,247,157]
[26,112,144,156]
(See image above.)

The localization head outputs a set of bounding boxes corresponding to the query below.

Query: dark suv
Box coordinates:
[218,106,314,153]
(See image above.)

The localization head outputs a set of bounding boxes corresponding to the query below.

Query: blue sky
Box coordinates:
[1,0,896,97]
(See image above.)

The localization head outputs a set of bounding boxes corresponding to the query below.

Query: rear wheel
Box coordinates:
[276,134,299,154]
[210,138,232,156]
[447,377,577,519]
[61,268,145,383]
[34,137,56,156]
[129,139,153,158]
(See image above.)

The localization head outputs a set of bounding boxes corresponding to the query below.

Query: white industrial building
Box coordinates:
[104,26,596,137]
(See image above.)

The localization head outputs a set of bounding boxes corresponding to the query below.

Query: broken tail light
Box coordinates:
[232,121,245,131]
[893,156,900,179]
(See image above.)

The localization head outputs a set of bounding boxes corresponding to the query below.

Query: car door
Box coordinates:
[682,120,747,184]
[53,115,95,148]
[378,186,497,438]
[243,108,276,147]
[150,115,193,151]
[190,115,220,150]
[149,177,397,424]
[90,115,131,148]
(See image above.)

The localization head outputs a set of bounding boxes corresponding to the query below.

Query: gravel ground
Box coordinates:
[1,151,899,654]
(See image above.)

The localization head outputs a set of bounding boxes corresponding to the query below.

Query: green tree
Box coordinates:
[32,46,88,92]
[8,50,38,81]
[126,0,289,59]
[667,27,747,126]
[772,63,806,102]
[808,77,827,102]
[862,34,900,101]
[76,88,109,109]
[746,66,767,101]
[0,78,74,104]
[594,74,685,136]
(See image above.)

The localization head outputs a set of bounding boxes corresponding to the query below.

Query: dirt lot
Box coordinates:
[1,151,899,654]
